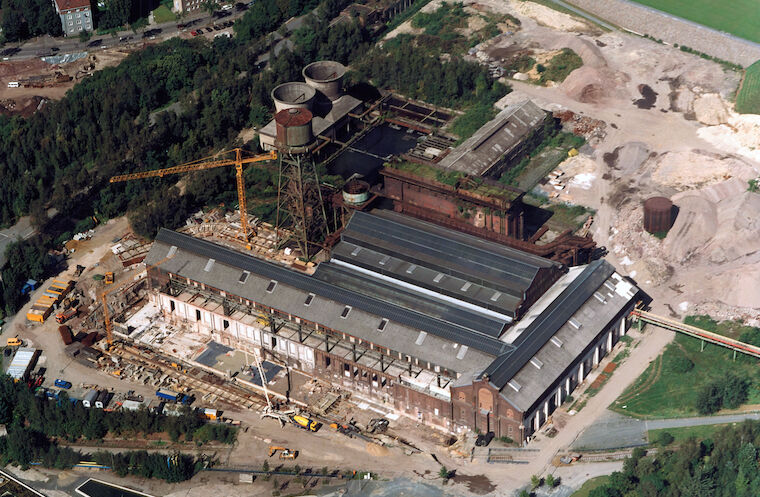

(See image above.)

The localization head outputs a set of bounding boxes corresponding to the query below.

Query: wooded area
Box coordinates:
[0,0,509,318]
[586,420,760,497]
[0,375,233,481]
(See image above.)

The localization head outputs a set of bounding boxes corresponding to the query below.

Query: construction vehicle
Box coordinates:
[170,362,187,373]
[366,418,389,434]
[74,264,86,277]
[110,149,277,242]
[55,308,77,324]
[6,337,22,347]
[291,414,320,432]
[104,272,114,284]
[268,446,298,460]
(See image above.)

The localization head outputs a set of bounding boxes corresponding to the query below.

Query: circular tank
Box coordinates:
[643,196,674,234]
[342,180,370,205]
[302,61,346,101]
[275,108,313,147]
[271,82,316,112]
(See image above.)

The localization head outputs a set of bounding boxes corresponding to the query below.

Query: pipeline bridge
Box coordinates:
[630,310,760,359]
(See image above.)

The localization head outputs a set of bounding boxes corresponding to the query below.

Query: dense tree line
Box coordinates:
[0,0,62,42]
[0,374,231,481]
[0,375,236,444]
[0,425,198,482]
[354,34,509,110]
[588,421,760,497]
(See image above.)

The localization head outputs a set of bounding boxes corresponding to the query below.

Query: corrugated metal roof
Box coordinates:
[148,229,513,358]
[314,262,507,337]
[437,100,547,176]
[481,260,617,389]
[7,347,36,379]
[341,211,558,301]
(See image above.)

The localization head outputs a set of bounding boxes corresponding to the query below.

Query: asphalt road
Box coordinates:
[0,216,35,268]
[572,409,760,450]
[1,7,249,62]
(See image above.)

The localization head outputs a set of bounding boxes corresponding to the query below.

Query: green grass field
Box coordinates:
[611,316,760,419]
[570,476,611,497]
[736,60,760,114]
[629,0,760,44]
[648,424,729,445]
[152,4,176,24]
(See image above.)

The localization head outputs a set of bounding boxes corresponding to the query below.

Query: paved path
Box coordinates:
[564,0,760,66]
[573,409,760,450]
[0,216,35,268]
[549,0,616,31]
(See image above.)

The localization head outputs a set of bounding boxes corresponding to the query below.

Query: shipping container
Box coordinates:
[7,348,39,381]
[58,325,73,345]
[156,389,179,402]
[95,390,108,409]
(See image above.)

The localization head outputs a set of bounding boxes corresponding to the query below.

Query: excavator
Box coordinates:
[268,446,298,460]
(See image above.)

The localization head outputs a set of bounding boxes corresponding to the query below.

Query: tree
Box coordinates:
[201,0,220,14]
[438,466,450,479]
[99,0,133,29]
[656,431,674,447]
[695,383,723,415]
[545,474,556,488]
[530,474,542,489]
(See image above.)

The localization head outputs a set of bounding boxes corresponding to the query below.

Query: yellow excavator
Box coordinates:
[268,446,298,460]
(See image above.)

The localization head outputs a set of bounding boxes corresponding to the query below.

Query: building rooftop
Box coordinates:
[475,259,641,410]
[335,210,560,317]
[438,100,547,177]
[54,0,91,10]
[146,229,511,372]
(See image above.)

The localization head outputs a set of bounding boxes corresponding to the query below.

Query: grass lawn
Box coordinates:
[628,0,760,44]
[152,4,176,24]
[570,475,611,497]
[648,424,730,445]
[611,316,760,419]
[736,60,760,114]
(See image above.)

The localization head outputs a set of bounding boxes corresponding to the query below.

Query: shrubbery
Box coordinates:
[695,373,749,414]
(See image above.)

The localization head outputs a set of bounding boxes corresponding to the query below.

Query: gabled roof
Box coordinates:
[337,211,559,317]
[481,259,617,391]
[54,0,91,11]
[438,100,547,176]
[147,229,513,361]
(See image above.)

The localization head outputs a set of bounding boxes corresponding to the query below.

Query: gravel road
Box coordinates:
[564,0,760,67]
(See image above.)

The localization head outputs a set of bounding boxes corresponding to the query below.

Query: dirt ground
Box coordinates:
[0,48,133,116]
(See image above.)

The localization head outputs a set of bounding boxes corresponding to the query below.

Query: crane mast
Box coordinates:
[110,148,277,241]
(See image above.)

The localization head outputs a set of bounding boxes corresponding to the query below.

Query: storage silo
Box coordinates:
[342,180,370,205]
[275,107,313,148]
[303,61,346,101]
[271,82,316,112]
[643,196,675,234]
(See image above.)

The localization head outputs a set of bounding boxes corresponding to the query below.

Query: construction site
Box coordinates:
[5,0,760,492]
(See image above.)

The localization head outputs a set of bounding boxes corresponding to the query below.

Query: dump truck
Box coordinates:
[55,308,77,324]
[58,325,73,345]
[105,272,114,284]
[6,337,22,347]
[291,414,320,432]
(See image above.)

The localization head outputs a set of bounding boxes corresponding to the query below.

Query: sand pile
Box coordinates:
[697,113,760,164]
[701,266,760,309]
[650,150,757,190]
[693,93,729,125]
[509,0,590,31]
[662,195,717,263]
[560,65,629,104]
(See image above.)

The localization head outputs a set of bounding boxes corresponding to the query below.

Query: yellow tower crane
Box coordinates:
[109,148,277,242]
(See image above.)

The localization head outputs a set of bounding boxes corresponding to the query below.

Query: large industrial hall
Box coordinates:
[144,209,645,443]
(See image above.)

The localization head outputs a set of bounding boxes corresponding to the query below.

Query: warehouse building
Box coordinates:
[437,100,549,178]
[144,211,644,442]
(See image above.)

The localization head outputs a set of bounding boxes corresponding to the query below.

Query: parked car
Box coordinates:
[87,39,102,47]
[54,379,72,389]
[205,27,214,33]
[475,431,495,447]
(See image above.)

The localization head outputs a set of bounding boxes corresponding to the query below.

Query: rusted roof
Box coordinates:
[55,0,91,11]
